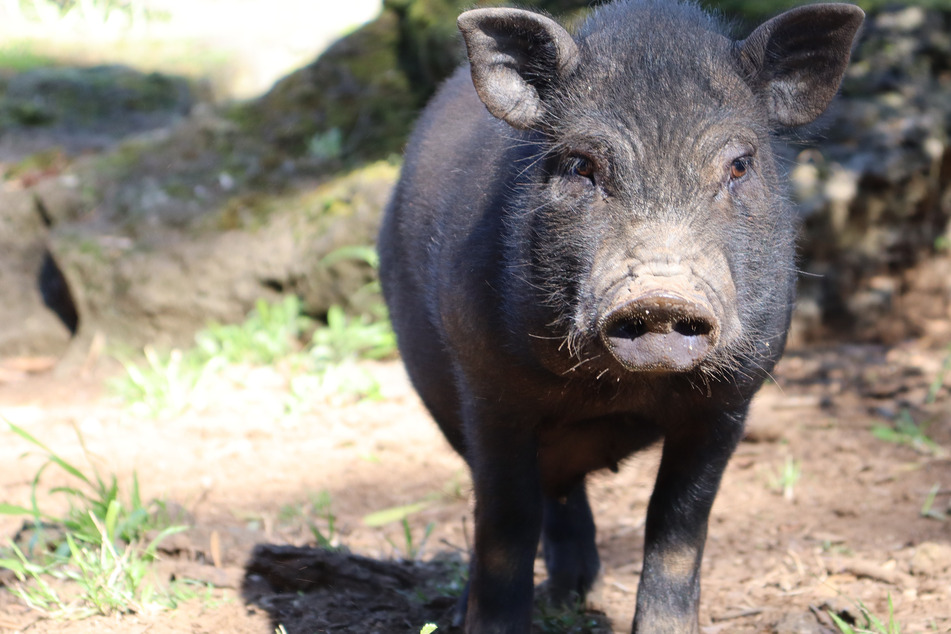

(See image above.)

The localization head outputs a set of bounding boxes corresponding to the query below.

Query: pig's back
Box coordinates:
[378,66,526,454]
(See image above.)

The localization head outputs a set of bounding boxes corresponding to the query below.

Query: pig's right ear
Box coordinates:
[458,8,578,130]
[737,3,864,127]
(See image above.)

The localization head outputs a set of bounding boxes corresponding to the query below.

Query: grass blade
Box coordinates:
[362,501,431,528]
[8,422,93,487]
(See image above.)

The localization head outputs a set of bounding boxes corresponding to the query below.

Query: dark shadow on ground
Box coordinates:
[241,544,614,633]
[242,544,462,633]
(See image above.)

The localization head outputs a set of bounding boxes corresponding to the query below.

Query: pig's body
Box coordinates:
[379,1,863,632]
[384,62,772,492]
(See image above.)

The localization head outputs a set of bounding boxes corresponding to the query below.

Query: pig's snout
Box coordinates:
[599,291,720,372]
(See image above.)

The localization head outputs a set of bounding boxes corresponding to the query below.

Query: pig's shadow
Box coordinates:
[241,543,613,633]
[242,544,458,632]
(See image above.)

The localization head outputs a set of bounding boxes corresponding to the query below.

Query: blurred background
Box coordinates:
[1,0,949,370]
[1,0,949,372]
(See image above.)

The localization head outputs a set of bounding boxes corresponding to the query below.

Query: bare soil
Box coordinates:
[1,338,950,634]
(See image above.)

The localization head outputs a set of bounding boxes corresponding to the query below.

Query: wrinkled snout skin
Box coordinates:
[378,1,863,632]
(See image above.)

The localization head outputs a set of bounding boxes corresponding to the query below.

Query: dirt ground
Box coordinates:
[1,336,950,634]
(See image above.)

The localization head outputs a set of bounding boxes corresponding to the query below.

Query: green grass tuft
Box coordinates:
[0,421,188,617]
[871,410,940,455]
[828,594,902,634]
[111,265,398,418]
[767,455,802,502]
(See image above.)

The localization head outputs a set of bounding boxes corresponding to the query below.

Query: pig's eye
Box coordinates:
[566,155,596,181]
[729,156,753,181]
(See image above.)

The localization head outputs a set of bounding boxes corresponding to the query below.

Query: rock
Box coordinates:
[0,65,194,160]
[237,0,595,167]
[0,65,198,361]
[0,187,73,357]
[48,158,399,352]
[773,611,825,634]
[787,6,951,344]
[815,598,865,631]
[910,542,951,576]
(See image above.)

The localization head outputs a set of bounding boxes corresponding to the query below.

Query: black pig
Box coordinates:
[378,1,863,632]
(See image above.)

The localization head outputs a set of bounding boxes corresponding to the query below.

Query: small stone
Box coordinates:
[774,611,823,634]
[818,598,864,628]
[910,542,951,576]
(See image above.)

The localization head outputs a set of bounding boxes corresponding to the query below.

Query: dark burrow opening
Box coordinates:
[38,249,79,336]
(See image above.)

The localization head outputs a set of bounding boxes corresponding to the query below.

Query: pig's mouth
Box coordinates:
[597,290,720,372]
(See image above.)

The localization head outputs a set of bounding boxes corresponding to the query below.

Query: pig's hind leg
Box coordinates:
[541,482,600,605]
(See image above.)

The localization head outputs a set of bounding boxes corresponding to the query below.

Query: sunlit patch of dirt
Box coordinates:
[0,341,949,633]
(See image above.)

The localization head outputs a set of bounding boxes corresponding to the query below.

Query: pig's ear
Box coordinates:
[458,8,578,130]
[737,3,864,127]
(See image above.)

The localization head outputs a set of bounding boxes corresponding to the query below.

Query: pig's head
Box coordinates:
[458,1,863,382]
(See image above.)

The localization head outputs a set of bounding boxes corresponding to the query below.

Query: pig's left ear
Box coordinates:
[737,3,864,127]
[458,8,579,130]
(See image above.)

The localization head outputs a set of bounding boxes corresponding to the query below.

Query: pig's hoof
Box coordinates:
[543,540,600,605]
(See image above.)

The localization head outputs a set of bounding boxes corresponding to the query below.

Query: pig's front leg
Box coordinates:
[463,404,543,634]
[632,407,747,634]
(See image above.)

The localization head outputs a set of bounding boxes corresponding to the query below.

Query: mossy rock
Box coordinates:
[0,65,193,132]
[235,10,416,164]
[702,0,951,24]
[47,160,400,352]
[234,0,594,167]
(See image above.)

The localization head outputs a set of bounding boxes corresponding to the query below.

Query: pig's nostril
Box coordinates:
[674,319,712,337]
[607,319,647,340]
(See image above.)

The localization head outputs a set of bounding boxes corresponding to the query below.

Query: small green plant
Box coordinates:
[871,346,948,459]
[196,296,309,365]
[820,540,854,557]
[301,300,397,403]
[307,491,339,549]
[436,557,469,599]
[386,518,435,561]
[872,410,940,455]
[307,128,344,160]
[286,358,383,407]
[925,346,951,405]
[934,234,950,253]
[828,594,902,634]
[0,44,56,73]
[10,0,164,27]
[277,491,340,548]
[767,455,802,502]
[919,483,947,521]
[113,287,397,416]
[0,543,62,612]
[363,500,436,560]
[321,245,379,270]
[310,304,397,365]
[0,422,187,617]
[112,346,223,418]
[2,148,65,180]
[320,245,387,311]
[420,624,438,634]
[363,500,433,528]
[534,597,602,633]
